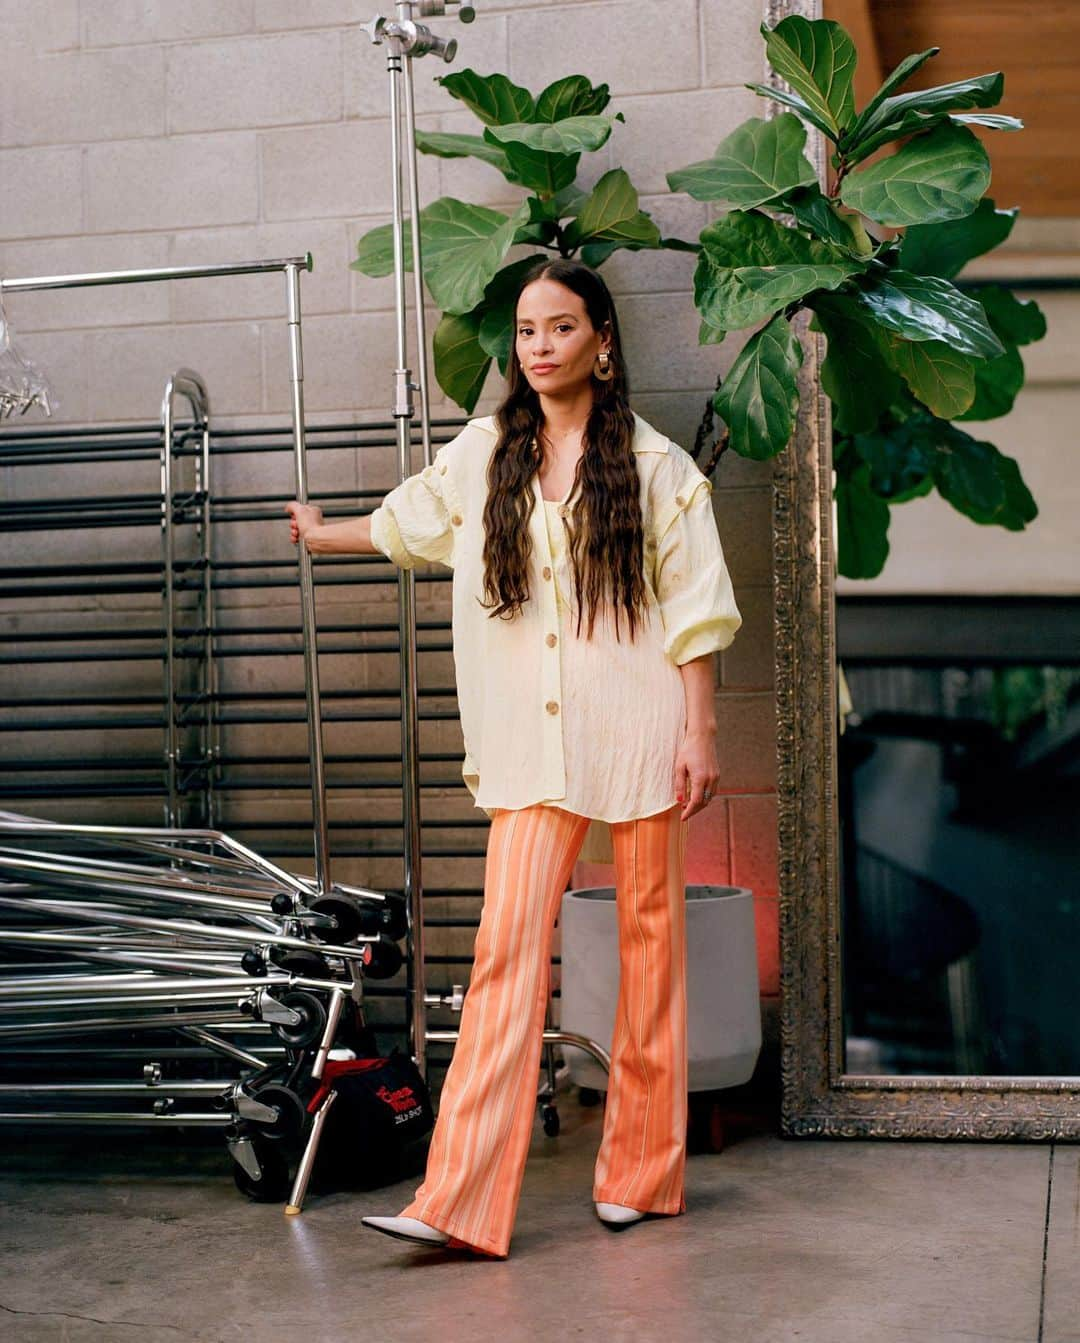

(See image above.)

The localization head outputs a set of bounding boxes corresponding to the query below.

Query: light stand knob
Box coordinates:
[418,1,477,18]
[360,14,388,44]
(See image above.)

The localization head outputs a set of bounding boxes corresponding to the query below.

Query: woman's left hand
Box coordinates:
[674,726,720,821]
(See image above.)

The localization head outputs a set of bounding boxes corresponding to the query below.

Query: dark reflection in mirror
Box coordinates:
[837,621,1080,1076]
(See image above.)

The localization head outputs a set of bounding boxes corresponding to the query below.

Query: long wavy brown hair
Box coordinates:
[477,258,649,644]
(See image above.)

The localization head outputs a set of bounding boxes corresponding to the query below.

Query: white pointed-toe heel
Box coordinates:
[595,1201,645,1227]
[361,1214,451,1246]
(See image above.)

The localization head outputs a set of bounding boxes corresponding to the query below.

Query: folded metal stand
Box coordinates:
[0,255,410,1210]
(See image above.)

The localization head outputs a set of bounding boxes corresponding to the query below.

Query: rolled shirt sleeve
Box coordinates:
[368,448,457,570]
[653,476,742,665]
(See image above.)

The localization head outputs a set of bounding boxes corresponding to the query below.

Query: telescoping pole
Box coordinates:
[360,1,472,1078]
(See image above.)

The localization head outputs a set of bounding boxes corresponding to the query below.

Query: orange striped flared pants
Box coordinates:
[397,800,689,1258]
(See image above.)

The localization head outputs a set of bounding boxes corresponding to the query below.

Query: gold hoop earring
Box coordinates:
[594,351,614,382]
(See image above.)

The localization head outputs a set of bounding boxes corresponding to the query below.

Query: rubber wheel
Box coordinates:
[362,934,403,981]
[232,1138,291,1202]
[309,894,366,945]
[542,1105,560,1138]
[269,947,332,980]
[268,989,326,1049]
[249,1082,307,1142]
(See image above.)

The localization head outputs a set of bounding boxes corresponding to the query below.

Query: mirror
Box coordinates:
[776,0,1080,1136]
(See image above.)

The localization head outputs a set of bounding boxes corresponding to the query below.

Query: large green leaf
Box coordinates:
[844,106,1020,166]
[744,82,838,144]
[760,16,857,138]
[783,182,875,256]
[840,121,990,227]
[967,285,1047,346]
[699,314,727,346]
[949,285,1044,422]
[490,138,580,196]
[882,335,977,418]
[534,74,610,122]
[898,199,1018,278]
[932,433,1007,522]
[838,46,940,151]
[948,112,1023,131]
[694,209,864,332]
[932,421,1036,528]
[421,198,533,316]
[843,70,1004,161]
[432,309,490,413]
[713,312,804,460]
[562,169,661,250]
[852,417,938,502]
[529,182,588,221]
[991,451,1038,529]
[351,219,413,277]
[435,69,535,126]
[484,114,622,156]
[955,345,1024,421]
[666,114,817,209]
[512,217,559,247]
[413,130,512,177]
[808,291,902,434]
[835,460,891,578]
[853,269,1005,357]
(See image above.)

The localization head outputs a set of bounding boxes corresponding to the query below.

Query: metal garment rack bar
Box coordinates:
[0,253,331,877]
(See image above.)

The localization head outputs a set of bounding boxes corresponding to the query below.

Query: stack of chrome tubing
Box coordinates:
[0,810,408,1211]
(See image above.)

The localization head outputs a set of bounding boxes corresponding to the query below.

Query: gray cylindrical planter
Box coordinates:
[559,885,761,1093]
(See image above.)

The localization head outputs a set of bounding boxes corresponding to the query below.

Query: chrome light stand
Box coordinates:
[359,1,474,1079]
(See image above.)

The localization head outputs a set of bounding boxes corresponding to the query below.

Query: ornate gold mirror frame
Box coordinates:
[770,0,1080,1138]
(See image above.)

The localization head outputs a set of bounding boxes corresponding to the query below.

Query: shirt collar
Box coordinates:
[466,412,670,455]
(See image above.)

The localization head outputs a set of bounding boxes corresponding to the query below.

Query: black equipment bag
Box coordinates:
[308,1048,435,1191]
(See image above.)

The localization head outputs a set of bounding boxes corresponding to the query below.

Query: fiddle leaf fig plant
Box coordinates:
[666,14,1045,578]
[351,69,688,412]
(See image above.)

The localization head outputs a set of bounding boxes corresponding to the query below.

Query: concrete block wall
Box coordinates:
[0,1,781,1071]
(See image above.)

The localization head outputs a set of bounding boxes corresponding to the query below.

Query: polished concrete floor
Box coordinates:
[1,1090,1077,1343]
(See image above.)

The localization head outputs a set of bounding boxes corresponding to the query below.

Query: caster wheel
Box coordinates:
[232,1138,291,1203]
[268,989,327,1049]
[541,1105,560,1137]
[269,947,332,980]
[578,1086,601,1107]
[250,1082,307,1143]
[361,934,404,980]
[309,893,365,945]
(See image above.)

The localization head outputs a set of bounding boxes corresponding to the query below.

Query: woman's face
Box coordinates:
[515,278,612,396]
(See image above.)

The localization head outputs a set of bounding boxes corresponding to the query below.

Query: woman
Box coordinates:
[286,258,741,1259]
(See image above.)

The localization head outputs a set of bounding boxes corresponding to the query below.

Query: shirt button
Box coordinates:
[542,566,552,580]
[557,504,569,518]
[451,514,462,526]
[545,700,559,715]
[545,633,557,647]
[438,463,447,474]
[675,494,686,508]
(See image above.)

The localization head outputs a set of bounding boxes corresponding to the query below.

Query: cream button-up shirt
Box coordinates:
[368,412,742,862]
